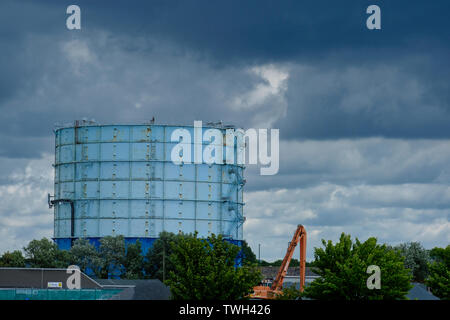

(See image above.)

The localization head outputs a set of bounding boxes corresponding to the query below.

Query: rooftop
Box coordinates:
[96,279,171,300]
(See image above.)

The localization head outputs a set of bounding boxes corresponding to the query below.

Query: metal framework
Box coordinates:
[250,225,307,299]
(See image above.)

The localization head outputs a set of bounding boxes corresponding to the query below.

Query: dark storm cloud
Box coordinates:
[0,0,449,158]
[0,1,449,257]
[274,60,450,140]
[0,136,52,159]
[23,0,448,62]
[0,0,448,150]
[0,32,267,147]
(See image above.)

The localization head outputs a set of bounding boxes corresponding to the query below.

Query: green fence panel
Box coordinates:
[0,288,124,300]
[0,289,15,300]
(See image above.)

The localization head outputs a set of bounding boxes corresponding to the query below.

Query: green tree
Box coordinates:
[69,238,102,275]
[259,260,272,266]
[394,242,430,282]
[98,235,126,278]
[0,250,26,267]
[55,249,72,268]
[165,233,262,299]
[144,231,186,281]
[426,245,450,300]
[23,238,69,268]
[288,259,300,267]
[255,259,311,267]
[124,240,144,279]
[275,284,302,300]
[303,233,412,300]
[270,259,283,266]
[241,241,257,266]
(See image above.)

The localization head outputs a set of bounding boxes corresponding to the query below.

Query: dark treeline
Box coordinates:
[0,233,448,299]
[0,232,257,280]
[0,232,262,300]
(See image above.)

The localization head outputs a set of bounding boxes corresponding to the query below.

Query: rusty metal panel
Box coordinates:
[101,126,130,142]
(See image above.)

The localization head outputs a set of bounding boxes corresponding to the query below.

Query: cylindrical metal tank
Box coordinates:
[52,121,245,252]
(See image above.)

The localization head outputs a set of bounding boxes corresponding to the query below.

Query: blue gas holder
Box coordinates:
[51,121,245,252]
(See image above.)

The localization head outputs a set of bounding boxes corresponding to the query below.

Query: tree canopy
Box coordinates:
[393,242,430,282]
[23,238,70,268]
[144,231,187,281]
[165,233,262,299]
[124,240,144,279]
[0,250,25,267]
[97,235,126,278]
[240,240,257,266]
[426,245,450,300]
[303,233,412,300]
[69,238,102,275]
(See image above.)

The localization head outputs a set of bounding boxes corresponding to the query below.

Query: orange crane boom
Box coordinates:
[250,225,307,299]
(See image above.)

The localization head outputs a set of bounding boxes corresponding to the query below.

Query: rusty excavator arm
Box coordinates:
[250,225,307,299]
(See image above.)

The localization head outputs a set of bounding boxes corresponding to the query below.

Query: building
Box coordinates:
[258,266,320,286]
[0,267,170,300]
[50,120,245,252]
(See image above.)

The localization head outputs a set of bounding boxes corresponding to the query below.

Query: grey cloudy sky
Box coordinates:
[0,0,449,260]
